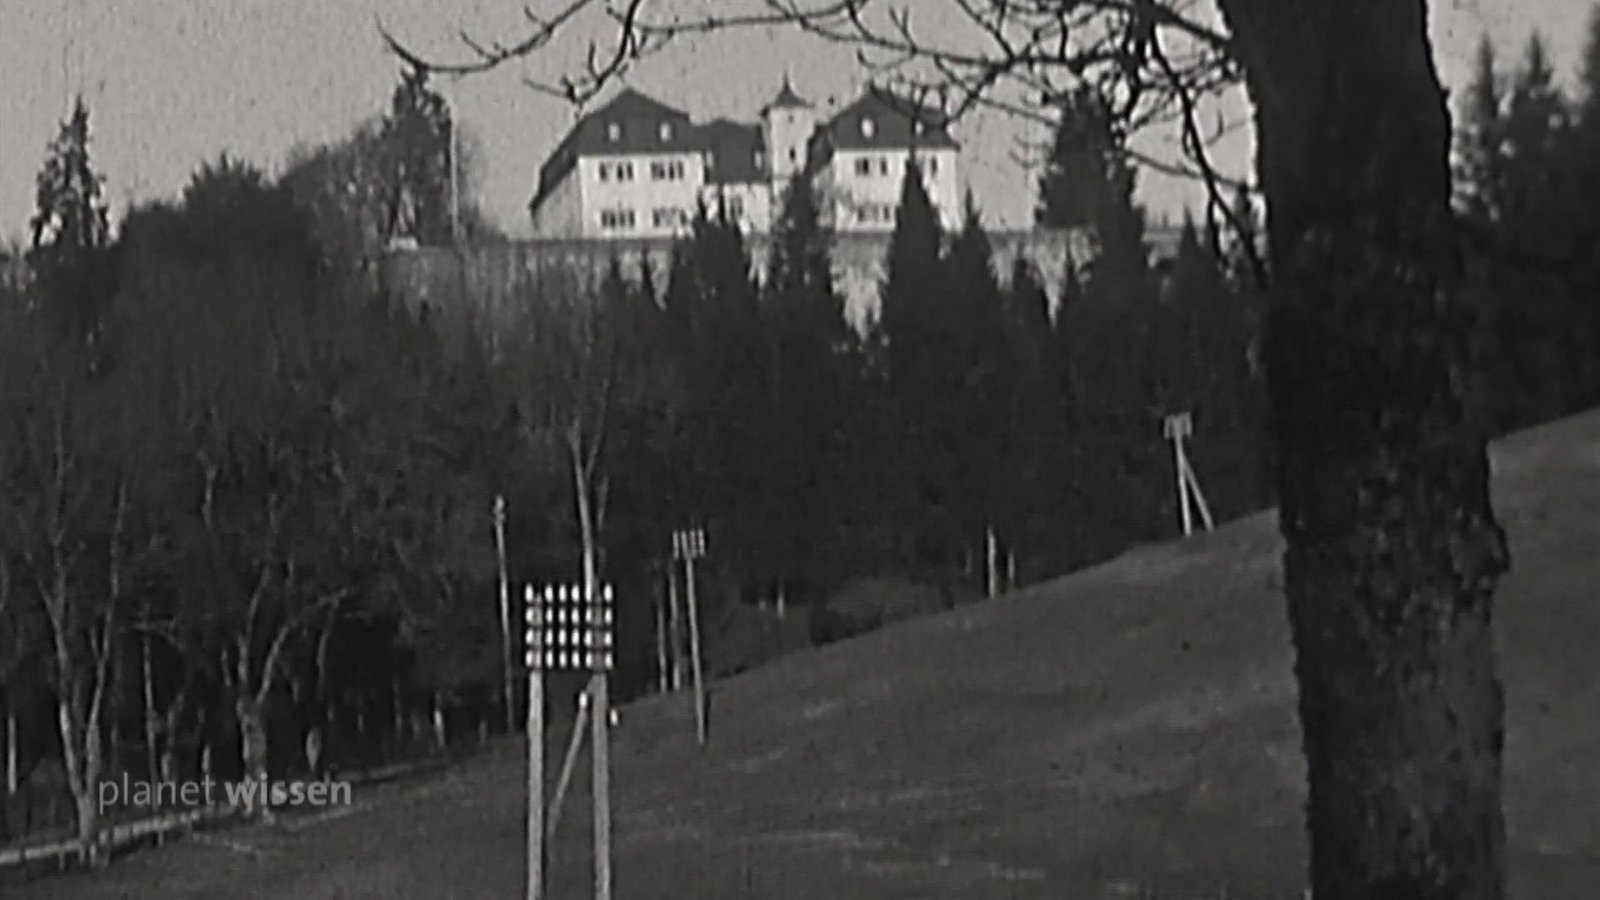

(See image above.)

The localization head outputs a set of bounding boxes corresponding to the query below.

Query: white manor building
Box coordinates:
[527,79,962,239]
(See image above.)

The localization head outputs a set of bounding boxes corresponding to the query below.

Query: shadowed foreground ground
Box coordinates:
[11,411,1600,899]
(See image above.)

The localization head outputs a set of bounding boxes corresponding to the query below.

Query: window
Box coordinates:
[854,157,873,177]
[649,159,686,181]
[615,161,635,181]
[599,207,636,230]
[913,120,926,137]
[659,121,674,142]
[728,195,745,220]
[606,121,622,142]
[652,207,687,229]
[857,202,895,225]
[926,156,939,175]
[599,162,612,182]
[860,116,876,139]
[878,156,890,176]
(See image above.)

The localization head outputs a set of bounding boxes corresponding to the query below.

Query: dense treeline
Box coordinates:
[3,10,1598,865]
[1456,25,1600,431]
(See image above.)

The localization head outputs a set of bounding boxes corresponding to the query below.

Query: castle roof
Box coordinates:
[701,119,767,185]
[762,74,811,114]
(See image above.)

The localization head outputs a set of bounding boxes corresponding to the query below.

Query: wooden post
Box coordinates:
[525,586,545,900]
[667,557,683,691]
[685,545,707,748]
[495,495,515,734]
[1179,449,1217,532]
[984,526,1000,598]
[141,611,158,787]
[654,573,669,695]
[1164,413,1196,537]
[591,672,611,900]
[432,691,447,752]
[5,697,16,796]
[547,692,589,837]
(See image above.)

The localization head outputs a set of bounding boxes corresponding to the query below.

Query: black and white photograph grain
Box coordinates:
[0,0,1596,897]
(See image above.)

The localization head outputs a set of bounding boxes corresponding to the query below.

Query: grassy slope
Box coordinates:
[13,411,1600,899]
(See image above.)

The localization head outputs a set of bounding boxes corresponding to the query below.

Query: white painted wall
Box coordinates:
[700,181,773,235]
[529,173,585,238]
[821,148,961,234]
[579,151,707,239]
[764,107,817,185]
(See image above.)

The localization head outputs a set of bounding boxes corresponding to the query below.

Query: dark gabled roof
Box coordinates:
[701,119,766,185]
[563,87,698,156]
[818,86,958,152]
[532,87,701,210]
[761,75,810,115]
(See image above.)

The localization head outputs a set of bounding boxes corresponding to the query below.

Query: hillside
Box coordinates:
[13,410,1600,899]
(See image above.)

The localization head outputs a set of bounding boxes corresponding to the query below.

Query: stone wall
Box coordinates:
[374,226,1182,333]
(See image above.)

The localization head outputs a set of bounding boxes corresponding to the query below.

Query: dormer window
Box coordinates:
[659,121,673,142]
[606,122,622,142]
[913,120,926,137]
[860,117,876,139]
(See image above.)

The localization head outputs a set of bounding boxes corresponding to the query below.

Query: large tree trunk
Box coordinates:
[1218,1,1509,896]
[235,693,270,820]
[56,688,105,868]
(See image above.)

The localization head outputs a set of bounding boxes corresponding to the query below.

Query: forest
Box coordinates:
[1,13,1597,891]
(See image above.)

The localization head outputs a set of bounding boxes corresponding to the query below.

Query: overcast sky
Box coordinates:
[0,0,1591,245]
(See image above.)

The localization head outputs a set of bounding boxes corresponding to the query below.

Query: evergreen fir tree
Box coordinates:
[941,194,1011,582]
[1456,36,1507,227]
[1494,33,1583,425]
[1036,87,1120,229]
[381,65,453,245]
[997,256,1066,581]
[761,171,856,603]
[665,202,770,600]
[876,156,951,569]
[28,95,115,348]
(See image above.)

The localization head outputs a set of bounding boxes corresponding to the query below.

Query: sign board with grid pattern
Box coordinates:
[523,584,615,672]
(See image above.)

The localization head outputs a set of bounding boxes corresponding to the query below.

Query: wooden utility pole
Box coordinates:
[984,526,1000,598]
[523,586,544,900]
[5,697,16,796]
[495,495,515,733]
[666,560,683,691]
[1163,412,1215,537]
[673,528,708,747]
[525,583,616,900]
[654,577,670,694]
[547,692,590,837]
[591,670,611,900]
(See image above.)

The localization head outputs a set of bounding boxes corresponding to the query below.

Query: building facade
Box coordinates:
[527,80,962,240]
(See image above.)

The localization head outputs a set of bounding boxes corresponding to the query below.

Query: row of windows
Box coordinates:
[598,161,635,182]
[605,120,677,143]
[649,159,687,181]
[857,116,930,139]
[598,158,688,182]
[598,207,700,231]
[652,207,690,228]
[855,202,896,224]
[850,155,939,178]
[602,153,935,186]
[598,208,636,230]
